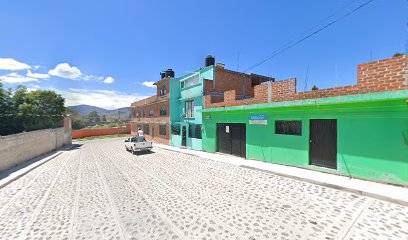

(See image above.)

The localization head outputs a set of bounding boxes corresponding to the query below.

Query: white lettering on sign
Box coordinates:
[226,126,230,133]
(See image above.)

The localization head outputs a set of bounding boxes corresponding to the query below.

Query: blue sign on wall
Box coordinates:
[249,114,268,125]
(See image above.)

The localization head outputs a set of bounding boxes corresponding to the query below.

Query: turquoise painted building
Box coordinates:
[169,65,214,150]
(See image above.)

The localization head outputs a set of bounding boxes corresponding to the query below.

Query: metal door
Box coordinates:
[240,125,246,158]
[309,119,337,169]
[217,123,246,158]
[181,126,186,147]
[217,123,231,154]
[231,124,246,158]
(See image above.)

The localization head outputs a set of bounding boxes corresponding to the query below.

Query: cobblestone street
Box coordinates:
[0,138,407,239]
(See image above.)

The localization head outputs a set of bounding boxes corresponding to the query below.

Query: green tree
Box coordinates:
[311,85,319,91]
[65,108,86,130]
[0,83,16,135]
[0,84,65,135]
[102,115,107,122]
[87,111,100,123]
[393,52,406,57]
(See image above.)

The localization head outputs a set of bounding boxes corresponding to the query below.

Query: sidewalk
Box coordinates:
[0,145,75,188]
[154,143,408,206]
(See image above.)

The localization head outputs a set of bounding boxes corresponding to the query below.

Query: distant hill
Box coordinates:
[68,104,131,120]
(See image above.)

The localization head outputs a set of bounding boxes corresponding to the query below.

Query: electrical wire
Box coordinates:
[243,0,376,73]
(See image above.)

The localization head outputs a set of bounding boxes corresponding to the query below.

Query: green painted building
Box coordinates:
[169,65,214,150]
[201,91,408,185]
[200,56,408,186]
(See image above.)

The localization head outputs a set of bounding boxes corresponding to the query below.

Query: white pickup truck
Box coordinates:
[124,136,153,154]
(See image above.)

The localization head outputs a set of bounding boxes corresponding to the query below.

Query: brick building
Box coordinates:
[130,70,174,144]
[169,55,273,150]
[201,55,408,186]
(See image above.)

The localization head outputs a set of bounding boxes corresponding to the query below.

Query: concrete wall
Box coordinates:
[0,127,71,172]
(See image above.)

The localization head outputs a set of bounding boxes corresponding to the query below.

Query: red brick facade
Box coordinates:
[205,55,408,108]
[204,67,272,104]
[131,78,170,144]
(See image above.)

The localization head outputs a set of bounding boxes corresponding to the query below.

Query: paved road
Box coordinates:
[0,138,407,240]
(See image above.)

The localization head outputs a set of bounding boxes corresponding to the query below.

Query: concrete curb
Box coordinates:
[154,144,408,207]
[0,145,75,189]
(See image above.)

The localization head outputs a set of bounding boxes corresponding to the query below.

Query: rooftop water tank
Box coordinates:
[205,55,215,67]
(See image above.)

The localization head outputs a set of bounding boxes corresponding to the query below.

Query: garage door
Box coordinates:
[217,123,246,158]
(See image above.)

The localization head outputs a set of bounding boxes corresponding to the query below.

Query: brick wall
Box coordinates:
[213,68,253,96]
[132,99,169,119]
[131,95,157,107]
[156,79,170,97]
[72,124,131,139]
[130,122,170,145]
[130,76,171,145]
[205,55,408,108]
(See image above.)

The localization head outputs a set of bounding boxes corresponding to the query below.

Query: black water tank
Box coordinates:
[160,71,166,79]
[165,69,175,78]
[205,55,215,67]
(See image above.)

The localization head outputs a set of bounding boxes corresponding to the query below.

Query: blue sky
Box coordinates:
[0,0,407,109]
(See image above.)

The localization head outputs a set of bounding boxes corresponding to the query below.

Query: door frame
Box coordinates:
[309,119,338,169]
[181,126,187,147]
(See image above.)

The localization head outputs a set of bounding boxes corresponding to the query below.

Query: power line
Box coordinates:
[243,0,376,73]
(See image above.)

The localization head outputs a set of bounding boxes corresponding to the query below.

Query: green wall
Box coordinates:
[202,98,408,185]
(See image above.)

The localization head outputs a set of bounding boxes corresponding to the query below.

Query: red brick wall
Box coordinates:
[156,80,170,97]
[130,122,170,145]
[205,55,408,108]
[272,78,296,100]
[213,68,254,96]
[204,79,213,93]
[205,84,269,108]
[72,124,131,139]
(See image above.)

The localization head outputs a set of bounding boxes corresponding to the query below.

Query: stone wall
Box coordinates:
[0,127,71,172]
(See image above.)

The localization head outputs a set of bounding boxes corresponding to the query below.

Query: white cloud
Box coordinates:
[0,58,31,70]
[48,63,116,84]
[55,88,148,110]
[48,63,82,80]
[103,76,115,84]
[26,84,41,92]
[26,70,50,79]
[142,81,155,88]
[0,72,38,83]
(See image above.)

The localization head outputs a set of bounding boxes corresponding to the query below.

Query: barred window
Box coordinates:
[160,86,167,96]
[181,74,200,88]
[185,100,194,118]
[160,105,166,116]
[171,124,180,135]
[143,124,149,134]
[159,125,166,135]
[275,120,302,136]
[149,109,154,116]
